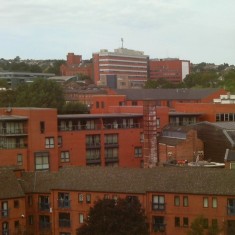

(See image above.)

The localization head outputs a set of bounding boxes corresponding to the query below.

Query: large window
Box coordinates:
[35,152,49,171]
[175,217,180,227]
[105,134,118,145]
[59,213,71,227]
[183,196,189,207]
[216,113,235,122]
[1,201,8,218]
[39,215,50,229]
[17,153,23,166]
[174,196,180,206]
[212,197,217,208]
[39,195,50,211]
[153,216,165,232]
[228,199,235,215]
[45,137,54,148]
[60,151,70,163]
[105,148,118,159]
[86,135,100,147]
[58,193,70,208]
[203,197,209,208]
[183,217,189,227]
[152,195,165,210]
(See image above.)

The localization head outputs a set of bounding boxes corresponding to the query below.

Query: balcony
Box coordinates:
[0,142,27,149]
[103,123,141,129]
[86,157,101,165]
[58,124,100,131]
[104,142,119,148]
[0,128,27,136]
[59,219,71,228]
[105,156,119,163]
[152,203,165,211]
[58,199,70,208]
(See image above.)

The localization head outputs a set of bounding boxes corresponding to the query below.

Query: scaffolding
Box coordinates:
[143,100,158,168]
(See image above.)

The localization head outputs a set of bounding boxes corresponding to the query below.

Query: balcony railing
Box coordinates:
[0,128,27,135]
[86,143,101,149]
[39,202,50,211]
[104,142,119,147]
[152,203,165,211]
[59,219,71,227]
[86,157,101,164]
[1,229,9,235]
[58,123,141,131]
[58,199,70,208]
[0,143,27,149]
[105,156,119,163]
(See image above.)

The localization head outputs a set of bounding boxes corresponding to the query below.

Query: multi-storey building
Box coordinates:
[1,166,235,235]
[149,58,190,83]
[93,48,149,88]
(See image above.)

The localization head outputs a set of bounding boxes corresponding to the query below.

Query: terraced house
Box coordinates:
[1,166,235,235]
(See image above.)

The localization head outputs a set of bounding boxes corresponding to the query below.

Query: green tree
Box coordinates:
[44,60,65,75]
[77,197,149,235]
[60,102,89,114]
[13,78,65,110]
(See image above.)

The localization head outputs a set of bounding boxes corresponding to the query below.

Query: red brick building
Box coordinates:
[1,166,235,235]
[149,58,190,83]
[60,53,93,78]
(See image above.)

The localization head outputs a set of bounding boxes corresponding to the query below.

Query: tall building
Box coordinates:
[149,58,190,83]
[93,48,149,89]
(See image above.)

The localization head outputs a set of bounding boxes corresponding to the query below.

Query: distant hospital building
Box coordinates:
[93,48,149,89]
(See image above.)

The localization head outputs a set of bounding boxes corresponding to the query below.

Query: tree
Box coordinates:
[59,102,89,114]
[77,197,149,235]
[13,78,65,110]
[187,215,221,235]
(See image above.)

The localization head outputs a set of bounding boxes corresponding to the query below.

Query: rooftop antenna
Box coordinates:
[121,38,124,48]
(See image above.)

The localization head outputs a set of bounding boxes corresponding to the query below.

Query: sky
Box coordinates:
[0,0,235,65]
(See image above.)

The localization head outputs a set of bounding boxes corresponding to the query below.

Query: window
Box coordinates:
[1,201,8,217]
[183,217,189,227]
[174,196,180,206]
[79,213,84,223]
[58,193,70,208]
[28,195,33,206]
[203,218,208,229]
[45,137,54,148]
[60,151,70,162]
[17,154,23,166]
[86,149,100,161]
[39,195,50,211]
[59,213,71,227]
[28,215,34,225]
[105,148,118,159]
[86,135,100,147]
[86,194,91,204]
[175,217,180,227]
[14,200,19,208]
[105,134,118,145]
[78,194,83,203]
[227,199,235,215]
[58,136,62,147]
[203,197,209,208]
[40,121,45,134]
[152,195,165,210]
[212,219,218,226]
[183,196,188,207]
[104,194,109,199]
[39,215,50,229]
[212,197,217,208]
[96,101,99,108]
[132,101,138,106]
[14,220,19,228]
[134,147,142,157]
[101,102,105,108]
[156,118,160,128]
[35,152,49,170]
[153,216,165,232]
[2,222,9,235]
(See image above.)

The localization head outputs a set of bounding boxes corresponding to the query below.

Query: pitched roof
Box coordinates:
[115,88,222,101]
[20,166,235,196]
[0,168,25,199]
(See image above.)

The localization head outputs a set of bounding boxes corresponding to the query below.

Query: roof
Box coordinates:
[225,149,235,162]
[115,88,222,101]
[159,137,185,146]
[0,115,28,121]
[20,166,235,196]
[0,168,25,199]
[48,76,77,82]
[211,122,235,130]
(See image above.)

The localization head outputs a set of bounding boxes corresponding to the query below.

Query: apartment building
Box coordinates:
[93,48,149,88]
[1,166,235,235]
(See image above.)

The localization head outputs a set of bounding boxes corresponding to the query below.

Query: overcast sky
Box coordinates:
[0,0,234,65]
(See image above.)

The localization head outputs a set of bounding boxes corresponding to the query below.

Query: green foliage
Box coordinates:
[222,70,235,93]
[0,90,15,107]
[13,78,65,110]
[77,197,149,235]
[44,60,65,75]
[187,215,221,235]
[144,78,181,89]
[59,102,89,114]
